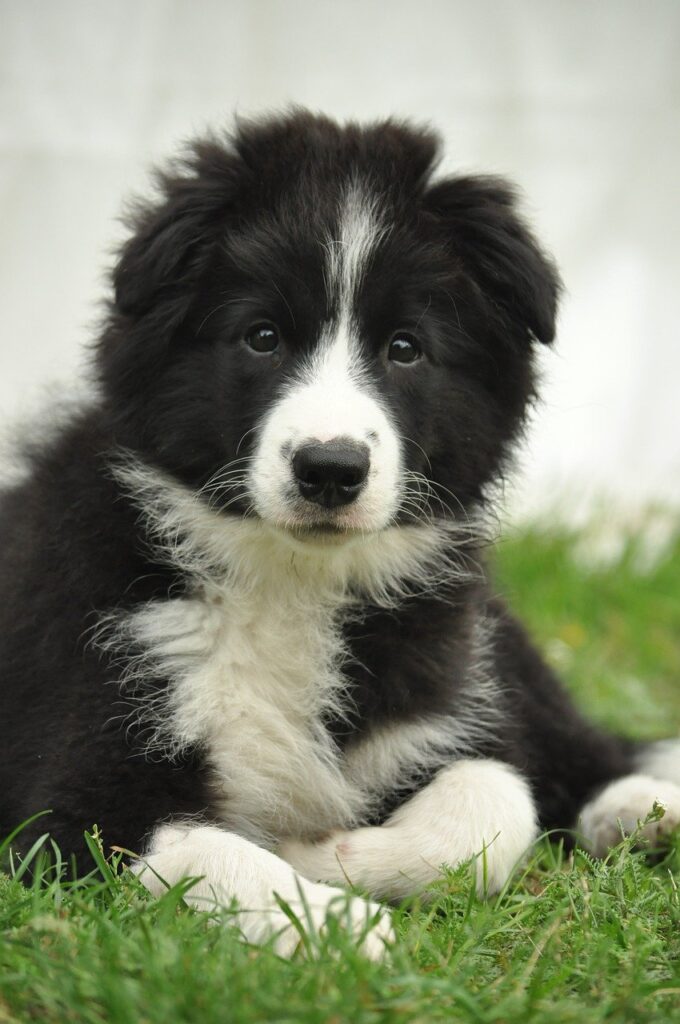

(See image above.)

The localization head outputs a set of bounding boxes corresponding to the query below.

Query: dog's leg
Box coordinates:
[133,823,394,959]
[578,771,680,856]
[637,738,680,787]
[280,759,538,901]
[578,740,680,856]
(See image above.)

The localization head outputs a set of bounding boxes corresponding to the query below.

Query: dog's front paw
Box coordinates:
[579,774,680,856]
[268,881,395,961]
[278,832,353,885]
[133,824,394,961]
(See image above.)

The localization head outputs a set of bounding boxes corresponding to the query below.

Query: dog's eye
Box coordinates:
[388,333,421,364]
[245,323,280,354]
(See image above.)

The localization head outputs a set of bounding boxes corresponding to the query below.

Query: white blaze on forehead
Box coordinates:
[325,181,387,316]
[249,181,402,531]
[293,180,387,437]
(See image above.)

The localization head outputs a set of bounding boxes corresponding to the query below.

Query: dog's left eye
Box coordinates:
[388,333,421,364]
[244,323,280,354]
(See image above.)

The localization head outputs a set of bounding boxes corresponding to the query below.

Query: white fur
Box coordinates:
[578,773,680,856]
[325,181,388,309]
[343,688,501,800]
[133,822,394,960]
[99,461,490,848]
[110,456,472,595]
[248,347,401,533]
[248,183,402,534]
[280,759,538,900]
[636,739,680,787]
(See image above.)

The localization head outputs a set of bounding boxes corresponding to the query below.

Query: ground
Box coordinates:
[1,526,679,1024]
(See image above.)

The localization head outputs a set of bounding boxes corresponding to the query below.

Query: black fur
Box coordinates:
[0,111,637,866]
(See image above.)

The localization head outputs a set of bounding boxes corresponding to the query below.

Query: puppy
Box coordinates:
[1,111,678,958]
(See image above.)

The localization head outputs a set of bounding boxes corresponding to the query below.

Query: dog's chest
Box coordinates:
[121,581,370,840]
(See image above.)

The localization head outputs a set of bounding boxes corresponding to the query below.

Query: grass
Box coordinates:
[2,527,680,1024]
[494,526,680,740]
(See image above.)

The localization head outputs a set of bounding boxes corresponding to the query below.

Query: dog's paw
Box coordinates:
[639,739,680,787]
[280,760,539,901]
[278,832,353,884]
[132,824,393,961]
[279,827,406,898]
[578,773,680,856]
[267,882,395,961]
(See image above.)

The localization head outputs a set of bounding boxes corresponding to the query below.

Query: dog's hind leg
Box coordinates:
[637,738,680,787]
[578,739,680,856]
[279,759,538,901]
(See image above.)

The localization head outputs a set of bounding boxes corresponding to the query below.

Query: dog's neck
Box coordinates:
[110,452,480,608]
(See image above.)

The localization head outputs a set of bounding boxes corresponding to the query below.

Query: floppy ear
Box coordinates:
[98,139,244,420]
[424,175,561,344]
[113,138,241,319]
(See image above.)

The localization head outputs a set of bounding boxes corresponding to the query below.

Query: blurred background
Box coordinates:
[1,0,679,539]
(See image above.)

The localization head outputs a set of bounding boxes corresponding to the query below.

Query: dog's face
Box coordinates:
[99,112,560,541]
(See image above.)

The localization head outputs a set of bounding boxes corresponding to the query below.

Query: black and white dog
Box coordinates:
[1,111,679,957]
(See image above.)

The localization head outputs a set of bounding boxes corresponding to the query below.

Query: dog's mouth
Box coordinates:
[266,507,381,547]
[288,521,363,542]
[283,516,372,544]
[205,484,377,541]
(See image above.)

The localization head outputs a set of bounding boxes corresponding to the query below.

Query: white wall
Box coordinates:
[1,0,679,522]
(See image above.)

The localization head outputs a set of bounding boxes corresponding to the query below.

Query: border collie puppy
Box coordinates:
[1,111,679,958]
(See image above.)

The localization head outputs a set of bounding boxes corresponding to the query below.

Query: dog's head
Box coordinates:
[99,111,560,543]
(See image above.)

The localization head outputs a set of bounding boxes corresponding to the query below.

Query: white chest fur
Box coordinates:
[104,463,491,844]
[117,577,368,842]
[111,573,499,844]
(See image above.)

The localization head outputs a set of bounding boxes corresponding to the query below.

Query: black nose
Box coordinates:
[292,440,370,509]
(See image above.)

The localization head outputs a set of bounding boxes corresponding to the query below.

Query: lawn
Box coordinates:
[1,527,679,1024]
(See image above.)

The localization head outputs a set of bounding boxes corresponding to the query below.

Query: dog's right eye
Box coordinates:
[244,323,280,354]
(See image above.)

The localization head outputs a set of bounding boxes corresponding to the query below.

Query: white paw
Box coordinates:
[279,832,353,885]
[281,760,539,901]
[268,882,395,961]
[638,739,680,787]
[579,774,680,856]
[132,824,394,961]
[280,827,412,899]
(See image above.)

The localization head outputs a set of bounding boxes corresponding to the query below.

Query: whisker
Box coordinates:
[236,428,259,456]
[400,435,433,474]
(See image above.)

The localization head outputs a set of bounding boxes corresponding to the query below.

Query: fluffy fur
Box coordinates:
[1,110,679,957]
